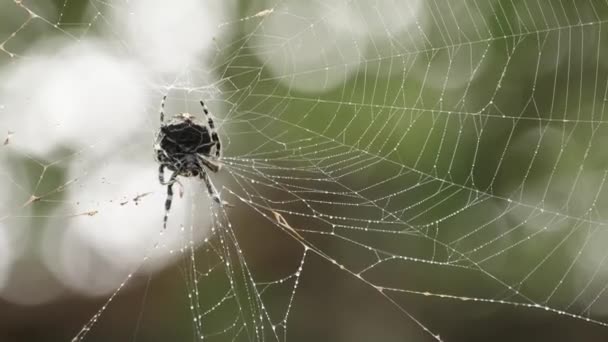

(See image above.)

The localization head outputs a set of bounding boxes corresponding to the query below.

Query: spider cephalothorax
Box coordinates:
[154,96,225,229]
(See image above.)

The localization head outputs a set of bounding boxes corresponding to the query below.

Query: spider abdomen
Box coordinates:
[160,122,213,155]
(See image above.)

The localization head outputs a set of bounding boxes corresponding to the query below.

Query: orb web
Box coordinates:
[2,0,608,341]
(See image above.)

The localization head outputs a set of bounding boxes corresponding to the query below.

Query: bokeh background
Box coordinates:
[2,0,608,341]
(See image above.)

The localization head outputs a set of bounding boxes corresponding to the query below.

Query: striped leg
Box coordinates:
[200,171,234,208]
[199,100,221,158]
[160,95,167,123]
[160,167,179,229]
[158,165,167,184]
[163,183,174,230]
[200,171,221,205]
[198,155,221,173]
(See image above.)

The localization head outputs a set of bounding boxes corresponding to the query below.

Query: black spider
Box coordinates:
[154,95,225,229]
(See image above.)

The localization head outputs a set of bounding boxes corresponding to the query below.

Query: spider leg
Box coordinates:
[199,100,221,158]
[158,164,166,184]
[160,94,167,124]
[159,164,177,185]
[200,170,221,204]
[200,170,231,207]
[159,166,182,229]
[198,154,221,173]
[163,182,174,230]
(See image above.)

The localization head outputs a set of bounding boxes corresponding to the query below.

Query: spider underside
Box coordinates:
[154,96,225,229]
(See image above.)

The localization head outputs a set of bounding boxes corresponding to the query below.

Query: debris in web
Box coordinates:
[119,192,153,206]
[3,130,13,146]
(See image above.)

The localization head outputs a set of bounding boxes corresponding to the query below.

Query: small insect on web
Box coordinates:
[153,95,229,229]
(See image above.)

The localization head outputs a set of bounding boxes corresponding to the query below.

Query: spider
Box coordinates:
[154,95,227,229]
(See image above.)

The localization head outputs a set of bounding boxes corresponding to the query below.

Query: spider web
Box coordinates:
[2,0,608,341]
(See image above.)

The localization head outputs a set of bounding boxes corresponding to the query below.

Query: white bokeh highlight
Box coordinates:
[0,41,147,156]
[249,0,366,94]
[326,0,424,38]
[42,160,212,296]
[121,0,226,74]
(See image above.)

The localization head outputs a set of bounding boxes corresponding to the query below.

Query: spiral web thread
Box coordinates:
[2,0,608,341]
